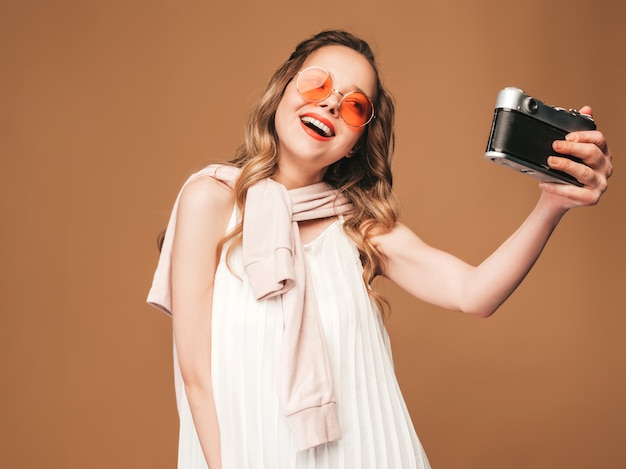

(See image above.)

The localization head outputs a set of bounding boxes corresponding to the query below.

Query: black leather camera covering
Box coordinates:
[487,109,586,186]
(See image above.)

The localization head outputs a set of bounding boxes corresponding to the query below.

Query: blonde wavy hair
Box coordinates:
[219,30,400,313]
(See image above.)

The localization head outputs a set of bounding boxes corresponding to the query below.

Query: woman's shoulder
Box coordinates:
[371,222,425,254]
[177,174,234,223]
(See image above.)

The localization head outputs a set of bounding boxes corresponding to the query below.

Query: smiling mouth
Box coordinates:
[300,116,334,137]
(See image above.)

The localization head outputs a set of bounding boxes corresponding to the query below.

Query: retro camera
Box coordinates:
[485,87,596,186]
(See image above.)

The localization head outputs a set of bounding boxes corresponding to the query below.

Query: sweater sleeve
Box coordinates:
[242,178,296,300]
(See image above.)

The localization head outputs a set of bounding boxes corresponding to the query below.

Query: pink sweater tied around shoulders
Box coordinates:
[147,164,353,451]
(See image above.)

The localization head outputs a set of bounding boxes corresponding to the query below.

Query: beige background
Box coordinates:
[2,1,624,468]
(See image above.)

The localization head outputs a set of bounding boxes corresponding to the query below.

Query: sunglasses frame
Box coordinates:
[296,66,375,128]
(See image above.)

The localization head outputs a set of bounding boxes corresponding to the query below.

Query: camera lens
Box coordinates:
[525,98,539,114]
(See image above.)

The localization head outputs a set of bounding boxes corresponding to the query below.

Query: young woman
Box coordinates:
[148,30,612,469]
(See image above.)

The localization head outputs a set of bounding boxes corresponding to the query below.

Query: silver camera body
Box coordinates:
[485,87,596,186]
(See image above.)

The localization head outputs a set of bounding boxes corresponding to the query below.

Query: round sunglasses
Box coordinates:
[296,66,375,128]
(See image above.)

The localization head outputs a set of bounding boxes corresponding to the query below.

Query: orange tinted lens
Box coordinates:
[340,92,373,127]
[297,67,332,101]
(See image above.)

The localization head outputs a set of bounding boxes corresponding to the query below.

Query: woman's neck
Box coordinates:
[272,166,327,190]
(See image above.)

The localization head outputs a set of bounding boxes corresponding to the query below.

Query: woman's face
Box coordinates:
[273,45,377,188]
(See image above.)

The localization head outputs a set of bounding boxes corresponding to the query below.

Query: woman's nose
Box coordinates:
[318,89,342,116]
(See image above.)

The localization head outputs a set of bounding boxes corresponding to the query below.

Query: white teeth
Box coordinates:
[301,116,333,137]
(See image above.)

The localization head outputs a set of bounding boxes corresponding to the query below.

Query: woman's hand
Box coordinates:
[539,106,613,212]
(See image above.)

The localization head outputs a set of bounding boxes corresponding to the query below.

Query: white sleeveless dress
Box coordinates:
[173,212,431,469]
